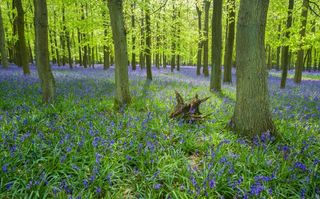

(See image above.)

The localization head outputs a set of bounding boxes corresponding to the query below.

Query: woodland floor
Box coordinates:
[0,65,319,198]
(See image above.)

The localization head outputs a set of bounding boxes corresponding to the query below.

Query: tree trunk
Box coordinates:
[276,24,281,70]
[103,0,110,70]
[0,7,8,68]
[34,0,56,103]
[170,4,176,72]
[196,4,202,76]
[66,32,73,68]
[210,0,222,91]
[78,28,82,66]
[203,0,210,77]
[267,45,272,69]
[232,0,275,138]
[280,0,294,89]
[223,0,235,83]
[131,2,137,70]
[107,0,131,109]
[145,1,152,80]
[140,12,145,69]
[14,0,30,74]
[294,0,309,83]
[61,7,67,66]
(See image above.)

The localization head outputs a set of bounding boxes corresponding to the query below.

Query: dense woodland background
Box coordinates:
[1,0,320,72]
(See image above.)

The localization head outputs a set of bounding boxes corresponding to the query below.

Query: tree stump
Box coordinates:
[170,90,210,122]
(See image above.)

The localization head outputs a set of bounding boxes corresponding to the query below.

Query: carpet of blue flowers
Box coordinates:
[0,65,319,198]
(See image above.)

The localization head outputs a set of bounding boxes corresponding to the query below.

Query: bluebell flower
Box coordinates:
[2,164,8,173]
[83,180,89,188]
[250,183,264,196]
[294,162,307,171]
[209,178,216,189]
[6,182,13,190]
[153,183,161,190]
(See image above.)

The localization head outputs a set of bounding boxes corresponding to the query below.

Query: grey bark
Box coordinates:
[280,0,294,88]
[210,0,222,91]
[294,0,309,83]
[0,7,8,68]
[34,0,56,103]
[107,0,131,109]
[232,0,275,138]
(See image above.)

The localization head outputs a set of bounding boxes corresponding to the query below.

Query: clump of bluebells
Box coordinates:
[0,65,319,198]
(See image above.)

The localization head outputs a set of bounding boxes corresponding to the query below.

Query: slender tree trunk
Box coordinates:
[196,4,202,76]
[210,0,222,91]
[103,0,110,70]
[108,0,131,109]
[155,22,160,69]
[203,0,210,77]
[223,0,235,83]
[140,12,145,69]
[61,7,67,66]
[53,11,61,66]
[294,0,309,83]
[34,0,56,103]
[280,0,294,89]
[131,2,137,70]
[232,0,275,138]
[267,45,272,69]
[78,29,82,66]
[176,11,181,71]
[276,24,281,70]
[170,4,176,72]
[67,32,72,68]
[49,30,56,63]
[14,0,30,74]
[145,0,152,80]
[0,7,8,68]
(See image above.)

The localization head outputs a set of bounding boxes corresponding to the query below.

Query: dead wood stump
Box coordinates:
[170,90,210,122]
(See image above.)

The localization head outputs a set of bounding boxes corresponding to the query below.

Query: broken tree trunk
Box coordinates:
[170,91,210,122]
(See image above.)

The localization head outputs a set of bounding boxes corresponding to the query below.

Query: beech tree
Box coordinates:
[14,0,30,75]
[223,0,235,83]
[280,0,294,89]
[107,0,131,109]
[202,0,210,77]
[232,0,275,137]
[34,0,56,103]
[0,6,8,68]
[294,0,309,83]
[210,0,222,92]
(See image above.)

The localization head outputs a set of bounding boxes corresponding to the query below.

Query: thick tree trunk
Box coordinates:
[223,0,235,83]
[196,5,202,76]
[210,0,222,91]
[14,0,30,74]
[294,0,309,83]
[280,0,294,89]
[202,0,210,77]
[34,0,56,103]
[232,0,275,138]
[145,1,152,80]
[0,7,8,68]
[108,0,131,109]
